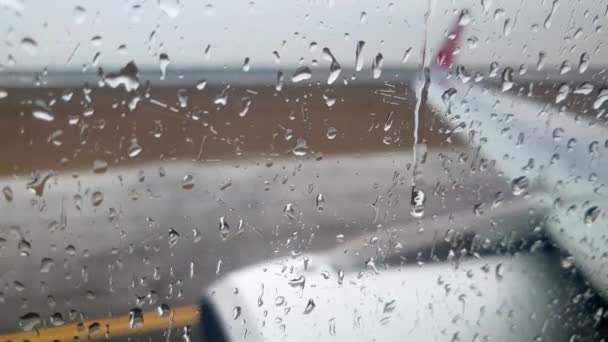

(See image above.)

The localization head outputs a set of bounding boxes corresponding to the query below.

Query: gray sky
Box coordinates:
[0,0,606,73]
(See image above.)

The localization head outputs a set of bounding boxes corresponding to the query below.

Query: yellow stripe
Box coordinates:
[0,305,199,342]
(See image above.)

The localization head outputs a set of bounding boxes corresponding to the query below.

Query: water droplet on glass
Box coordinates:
[593,89,608,110]
[459,9,472,26]
[511,176,529,196]
[292,138,309,156]
[243,57,250,72]
[239,97,252,117]
[92,159,108,174]
[159,0,180,18]
[303,299,316,314]
[20,37,38,56]
[232,306,242,320]
[283,203,296,220]
[50,312,64,326]
[501,67,513,92]
[292,66,311,83]
[128,139,142,158]
[105,62,140,92]
[159,53,170,80]
[19,312,41,331]
[157,303,171,318]
[181,173,195,190]
[91,191,104,206]
[40,257,55,273]
[552,127,564,141]
[326,127,337,140]
[355,41,365,71]
[372,53,383,79]
[73,5,87,24]
[272,50,281,64]
[584,206,600,226]
[219,216,230,240]
[560,60,571,75]
[410,188,425,218]
[359,11,367,23]
[129,308,144,329]
[579,52,589,73]
[32,109,54,122]
[3,185,13,202]
[168,229,180,247]
[26,169,53,196]
[315,193,325,211]
[536,52,546,70]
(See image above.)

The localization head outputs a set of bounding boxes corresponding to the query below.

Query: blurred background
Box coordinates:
[0,0,608,341]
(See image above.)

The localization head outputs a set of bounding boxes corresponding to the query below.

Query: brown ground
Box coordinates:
[0,82,455,176]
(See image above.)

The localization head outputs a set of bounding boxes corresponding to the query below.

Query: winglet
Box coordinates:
[435,11,467,70]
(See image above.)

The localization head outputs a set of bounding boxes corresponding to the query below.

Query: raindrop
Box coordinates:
[303,299,316,314]
[181,174,195,190]
[159,53,170,80]
[91,191,104,206]
[92,159,108,173]
[128,139,142,158]
[276,71,284,91]
[552,127,564,141]
[355,41,365,71]
[159,0,180,18]
[239,97,252,117]
[584,206,600,226]
[326,127,337,140]
[50,312,64,326]
[18,239,31,256]
[105,62,140,92]
[372,53,383,79]
[555,84,570,104]
[283,203,296,220]
[129,308,144,329]
[292,138,309,156]
[157,304,171,318]
[495,263,504,281]
[32,109,54,122]
[73,5,87,24]
[322,48,341,85]
[359,11,367,23]
[19,312,41,331]
[560,60,571,75]
[20,37,38,56]
[593,89,608,110]
[243,57,250,72]
[272,51,281,64]
[40,257,55,273]
[219,216,230,240]
[544,0,558,29]
[2,185,13,202]
[579,52,589,73]
[501,67,514,92]
[168,229,180,247]
[573,83,593,95]
[27,170,53,196]
[402,47,412,64]
[196,80,207,90]
[383,300,397,313]
[459,9,472,26]
[232,306,242,320]
[410,188,425,218]
[511,176,529,196]
[292,67,311,83]
[315,193,325,211]
[536,52,546,70]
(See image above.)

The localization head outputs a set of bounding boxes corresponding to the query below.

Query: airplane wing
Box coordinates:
[425,11,608,298]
